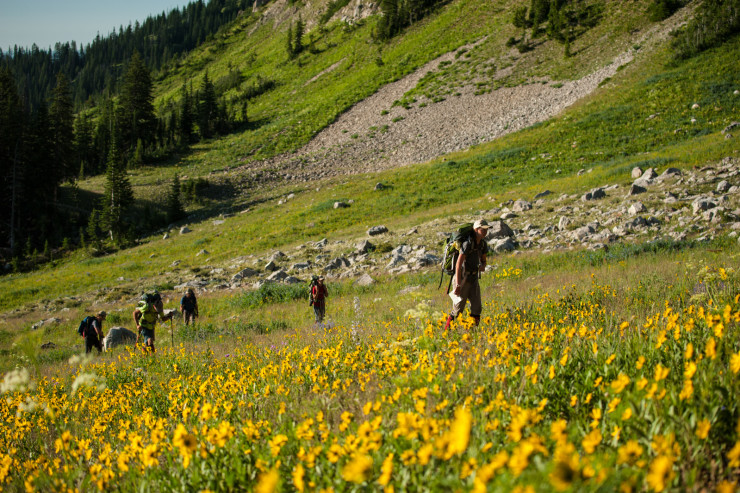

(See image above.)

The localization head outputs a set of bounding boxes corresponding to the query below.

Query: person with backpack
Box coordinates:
[310,276,328,324]
[444,219,490,330]
[78,311,107,354]
[133,291,174,354]
[180,288,199,326]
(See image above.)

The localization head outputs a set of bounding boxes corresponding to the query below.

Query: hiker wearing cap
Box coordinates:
[133,291,174,354]
[180,288,199,326]
[444,219,490,330]
[84,311,107,354]
[311,276,328,323]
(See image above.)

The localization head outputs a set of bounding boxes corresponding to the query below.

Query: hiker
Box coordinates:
[180,288,199,326]
[81,311,106,354]
[133,291,174,354]
[311,276,328,323]
[444,219,489,330]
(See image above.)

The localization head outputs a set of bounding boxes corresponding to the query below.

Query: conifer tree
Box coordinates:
[166,174,185,223]
[49,72,76,188]
[119,51,156,154]
[198,72,218,139]
[178,84,195,144]
[0,67,24,252]
[101,136,134,244]
[286,24,295,58]
[294,15,305,55]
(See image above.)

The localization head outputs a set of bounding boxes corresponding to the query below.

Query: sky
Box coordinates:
[1,0,192,52]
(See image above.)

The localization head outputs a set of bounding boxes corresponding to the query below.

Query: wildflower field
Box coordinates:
[2,260,740,492]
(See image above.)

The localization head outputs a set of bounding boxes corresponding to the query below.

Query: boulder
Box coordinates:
[534,190,552,200]
[356,273,376,286]
[558,217,571,231]
[324,258,350,271]
[628,202,647,216]
[692,199,717,214]
[571,225,595,242]
[414,253,441,267]
[290,262,311,271]
[284,276,301,284]
[722,122,740,134]
[270,251,287,261]
[374,183,386,191]
[356,239,375,254]
[333,201,350,209]
[512,199,532,212]
[391,245,412,256]
[486,220,514,239]
[368,225,389,236]
[635,167,658,185]
[314,238,328,249]
[267,270,289,282]
[264,260,278,272]
[631,167,643,179]
[232,267,259,281]
[163,233,170,240]
[41,342,57,350]
[179,226,191,234]
[659,168,682,180]
[196,249,209,257]
[582,188,606,201]
[717,180,732,193]
[628,184,647,196]
[31,318,61,330]
[103,327,137,351]
[386,255,406,268]
[492,238,517,253]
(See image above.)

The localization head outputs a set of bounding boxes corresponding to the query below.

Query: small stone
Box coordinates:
[512,199,532,212]
[180,226,191,234]
[691,103,700,109]
[265,260,278,272]
[356,239,375,254]
[534,190,552,199]
[374,182,386,191]
[631,167,643,179]
[333,201,350,209]
[163,233,169,240]
[356,273,376,286]
[196,249,209,257]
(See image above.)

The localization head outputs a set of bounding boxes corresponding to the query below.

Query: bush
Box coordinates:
[231,283,307,309]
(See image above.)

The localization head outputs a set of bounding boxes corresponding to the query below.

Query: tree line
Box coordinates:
[0,49,231,270]
[0,0,251,112]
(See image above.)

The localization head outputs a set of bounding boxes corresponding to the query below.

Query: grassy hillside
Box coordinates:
[1,2,740,490]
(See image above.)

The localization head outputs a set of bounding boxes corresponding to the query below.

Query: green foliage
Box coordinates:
[166,175,186,224]
[320,0,352,24]
[231,283,308,309]
[672,0,740,59]
[647,0,685,22]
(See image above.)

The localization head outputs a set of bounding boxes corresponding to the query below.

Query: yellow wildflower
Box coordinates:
[646,455,674,492]
[731,352,740,374]
[342,454,373,483]
[582,429,602,454]
[256,469,279,493]
[695,420,711,440]
[617,440,643,465]
[377,453,393,486]
[292,464,305,492]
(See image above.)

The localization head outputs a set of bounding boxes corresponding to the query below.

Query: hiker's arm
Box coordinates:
[480,253,487,272]
[454,253,466,293]
[95,320,104,338]
[194,299,199,316]
[133,309,141,344]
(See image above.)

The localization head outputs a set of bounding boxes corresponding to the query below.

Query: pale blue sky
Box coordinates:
[1,0,192,52]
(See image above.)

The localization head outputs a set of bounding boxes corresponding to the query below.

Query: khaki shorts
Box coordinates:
[450,278,482,318]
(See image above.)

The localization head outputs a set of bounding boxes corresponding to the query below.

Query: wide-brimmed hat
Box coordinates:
[473,219,490,229]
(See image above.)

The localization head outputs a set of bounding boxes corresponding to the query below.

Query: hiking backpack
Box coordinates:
[308,275,319,305]
[77,316,96,337]
[141,291,161,304]
[439,223,475,290]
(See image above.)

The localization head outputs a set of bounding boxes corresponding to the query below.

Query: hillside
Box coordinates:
[1,0,740,490]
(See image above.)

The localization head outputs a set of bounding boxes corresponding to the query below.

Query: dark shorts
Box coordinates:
[85,335,102,353]
[140,327,155,345]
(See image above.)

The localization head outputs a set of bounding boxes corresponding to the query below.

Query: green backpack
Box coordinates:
[439,223,474,290]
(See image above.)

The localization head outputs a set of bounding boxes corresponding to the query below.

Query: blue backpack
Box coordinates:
[77,316,96,337]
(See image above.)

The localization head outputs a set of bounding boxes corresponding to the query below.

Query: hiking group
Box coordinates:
[75,218,491,354]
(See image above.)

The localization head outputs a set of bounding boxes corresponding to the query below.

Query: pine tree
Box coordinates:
[166,174,185,223]
[0,67,25,252]
[119,51,156,154]
[178,84,195,144]
[197,72,217,139]
[101,137,134,244]
[49,72,76,188]
[286,24,295,58]
[294,15,305,55]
